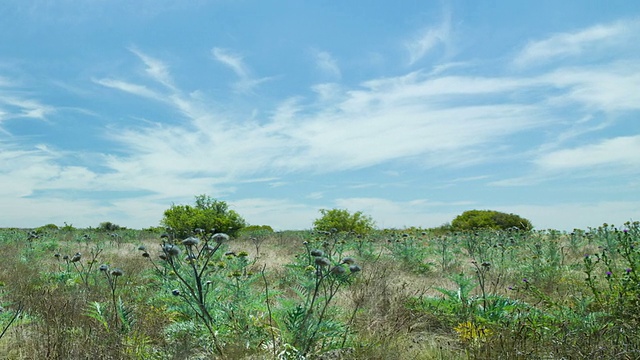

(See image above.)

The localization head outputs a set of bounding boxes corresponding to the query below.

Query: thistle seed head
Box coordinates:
[99,264,109,272]
[315,257,331,267]
[330,265,346,275]
[111,268,124,277]
[340,257,356,265]
[164,245,181,257]
[310,249,324,257]
[212,233,230,243]
[181,236,200,246]
[349,264,362,273]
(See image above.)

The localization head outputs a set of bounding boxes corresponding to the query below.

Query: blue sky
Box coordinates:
[1,1,639,231]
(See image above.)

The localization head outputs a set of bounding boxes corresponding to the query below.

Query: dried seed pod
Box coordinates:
[212,233,230,243]
[314,257,331,267]
[181,237,200,246]
[310,249,324,257]
[99,264,109,272]
[349,264,362,273]
[340,257,356,265]
[164,245,180,257]
[70,253,82,262]
[330,265,346,275]
[110,268,124,277]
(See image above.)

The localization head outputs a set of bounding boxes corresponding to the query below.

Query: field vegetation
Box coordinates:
[0,205,638,359]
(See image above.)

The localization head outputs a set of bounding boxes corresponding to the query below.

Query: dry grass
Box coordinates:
[0,227,637,359]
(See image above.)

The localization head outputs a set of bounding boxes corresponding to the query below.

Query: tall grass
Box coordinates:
[0,222,637,359]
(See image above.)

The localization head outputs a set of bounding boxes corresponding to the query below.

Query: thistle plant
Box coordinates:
[583,222,640,322]
[86,265,132,335]
[57,245,103,289]
[142,231,250,357]
[280,241,362,356]
[385,233,431,274]
[433,235,458,272]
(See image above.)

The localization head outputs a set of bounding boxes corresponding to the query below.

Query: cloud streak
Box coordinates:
[513,18,640,68]
[405,9,452,65]
[211,47,271,93]
[535,135,640,171]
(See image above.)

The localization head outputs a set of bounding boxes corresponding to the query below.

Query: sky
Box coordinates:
[1,1,639,231]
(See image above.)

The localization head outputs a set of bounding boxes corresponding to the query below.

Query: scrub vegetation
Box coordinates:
[0,201,638,359]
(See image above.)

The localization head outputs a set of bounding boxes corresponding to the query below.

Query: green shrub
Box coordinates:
[313,209,375,235]
[97,222,125,232]
[162,195,246,238]
[451,210,532,232]
[36,223,59,232]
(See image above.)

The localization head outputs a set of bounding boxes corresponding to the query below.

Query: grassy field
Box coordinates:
[0,223,638,359]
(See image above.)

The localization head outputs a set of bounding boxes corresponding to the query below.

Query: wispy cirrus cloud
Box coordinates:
[92,78,162,100]
[405,9,452,65]
[90,20,639,199]
[534,135,640,172]
[212,47,248,78]
[0,94,53,121]
[211,47,272,93]
[540,61,640,112]
[13,13,634,229]
[513,18,640,68]
[312,50,341,79]
[129,47,175,90]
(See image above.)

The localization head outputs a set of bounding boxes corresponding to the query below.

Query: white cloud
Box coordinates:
[4,13,638,231]
[212,47,248,78]
[129,47,175,89]
[333,197,472,229]
[231,198,318,230]
[535,135,640,171]
[0,95,53,120]
[513,18,640,68]
[312,50,341,79]
[211,47,272,93]
[405,9,452,65]
[541,62,640,112]
[495,202,640,231]
[93,78,162,100]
